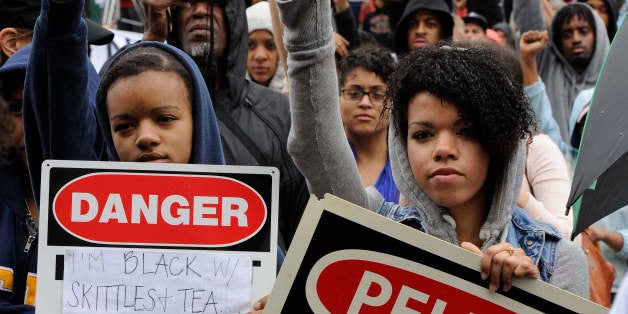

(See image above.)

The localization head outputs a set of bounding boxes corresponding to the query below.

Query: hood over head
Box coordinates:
[539,3,609,142]
[168,0,249,105]
[578,0,619,40]
[96,41,224,165]
[387,46,528,249]
[393,0,454,54]
[0,43,100,119]
[569,87,593,148]
[0,43,32,77]
[244,0,285,92]
[550,2,610,70]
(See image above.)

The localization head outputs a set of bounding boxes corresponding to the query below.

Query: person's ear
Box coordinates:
[0,28,20,58]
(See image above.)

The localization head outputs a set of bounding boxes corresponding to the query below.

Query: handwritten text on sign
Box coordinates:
[62,249,252,313]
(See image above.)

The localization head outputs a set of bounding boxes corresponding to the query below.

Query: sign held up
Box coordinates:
[36,160,279,314]
[265,194,607,313]
[63,249,252,314]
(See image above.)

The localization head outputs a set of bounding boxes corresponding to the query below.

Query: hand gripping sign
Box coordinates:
[265,194,607,314]
[36,160,279,314]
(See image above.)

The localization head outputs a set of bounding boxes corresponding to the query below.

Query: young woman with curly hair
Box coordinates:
[337,46,399,203]
[276,0,589,296]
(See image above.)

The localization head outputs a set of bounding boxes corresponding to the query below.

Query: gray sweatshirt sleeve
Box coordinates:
[549,239,590,298]
[513,0,547,33]
[276,0,372,209]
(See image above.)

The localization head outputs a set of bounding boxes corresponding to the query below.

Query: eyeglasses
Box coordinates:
[341,87,387,103]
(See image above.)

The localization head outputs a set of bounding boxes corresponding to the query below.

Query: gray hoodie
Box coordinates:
[515,2,610,143]
[279,0,588,297]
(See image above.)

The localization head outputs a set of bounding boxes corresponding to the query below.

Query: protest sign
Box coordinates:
[62,249,251,314]
[265,194,607,313]
[36,160,278,314]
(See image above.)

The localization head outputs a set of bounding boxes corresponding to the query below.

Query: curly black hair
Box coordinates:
[388,45,535,165]
[552,3,597,55]
[337,46,396,88]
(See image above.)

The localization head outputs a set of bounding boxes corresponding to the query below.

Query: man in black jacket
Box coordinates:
[142,0,309,249]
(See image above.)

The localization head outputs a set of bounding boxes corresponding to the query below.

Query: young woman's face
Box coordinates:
[340,67,389,138]
[107,70,194,163]
[247,30,279,86]
[406,91,489,210]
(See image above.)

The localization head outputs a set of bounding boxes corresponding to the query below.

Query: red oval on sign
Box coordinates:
[311,252,514,313]
[53,173,267,247]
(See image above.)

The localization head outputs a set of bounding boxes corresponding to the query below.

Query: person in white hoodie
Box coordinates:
[245,1,284,92]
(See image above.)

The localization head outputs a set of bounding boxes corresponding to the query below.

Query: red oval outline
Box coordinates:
[52,172,268,247]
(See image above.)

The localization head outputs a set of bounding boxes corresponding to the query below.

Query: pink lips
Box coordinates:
[190,23,211,32]
[137,152,167,162]
[355,114,375,121]
[572,46,585,55]
[412,38,428,48]
[429,168,462,182]
[251,66,270,74]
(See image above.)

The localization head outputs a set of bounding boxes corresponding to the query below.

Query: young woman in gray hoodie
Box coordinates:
[276,0,588,297]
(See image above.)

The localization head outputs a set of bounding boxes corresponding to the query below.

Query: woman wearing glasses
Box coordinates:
[338,46,399,203]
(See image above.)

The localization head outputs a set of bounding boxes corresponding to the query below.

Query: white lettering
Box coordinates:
[221,197,248,227]
[71,193,98,222]
[131,194,158,224]
[193,196,218,226]
[348,271,392,313]
[99,194,128,223]
[391,285,430,313]
[161,195,189,225]
[67,193,251,226]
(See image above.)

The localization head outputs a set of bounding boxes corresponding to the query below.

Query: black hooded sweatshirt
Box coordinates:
[392,0,454,55]
[168,0,309,248]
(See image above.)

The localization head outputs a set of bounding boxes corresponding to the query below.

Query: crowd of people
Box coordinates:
[1,0,627,313]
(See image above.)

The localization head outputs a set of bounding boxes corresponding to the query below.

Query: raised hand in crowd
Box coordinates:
[519,30,548,86]
[540,0,558,28]
[333,0,350,12]
[141,0,191,41]
[334,32,350,56]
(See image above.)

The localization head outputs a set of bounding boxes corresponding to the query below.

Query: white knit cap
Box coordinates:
[246,1,273,34]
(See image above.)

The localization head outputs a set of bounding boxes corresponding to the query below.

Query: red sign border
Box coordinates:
[51,172,268,248]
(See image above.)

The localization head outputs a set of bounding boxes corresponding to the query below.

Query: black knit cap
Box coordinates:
[0,0,114,45]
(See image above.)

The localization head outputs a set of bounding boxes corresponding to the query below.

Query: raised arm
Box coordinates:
[276,0,371,209]
[141,0,190,42]
[519,30,572,156]
[24,0,100,203]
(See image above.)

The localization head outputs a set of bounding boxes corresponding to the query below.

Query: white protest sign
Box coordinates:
[62,248,251,314]
[266,194,607,313]
[37,160,279,314]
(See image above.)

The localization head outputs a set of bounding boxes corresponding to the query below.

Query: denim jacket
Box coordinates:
[377,202,561,282]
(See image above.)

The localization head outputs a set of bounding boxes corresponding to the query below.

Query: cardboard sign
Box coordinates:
[36,160,279,314]
[265,194,607,313]
[62,249,252,314]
